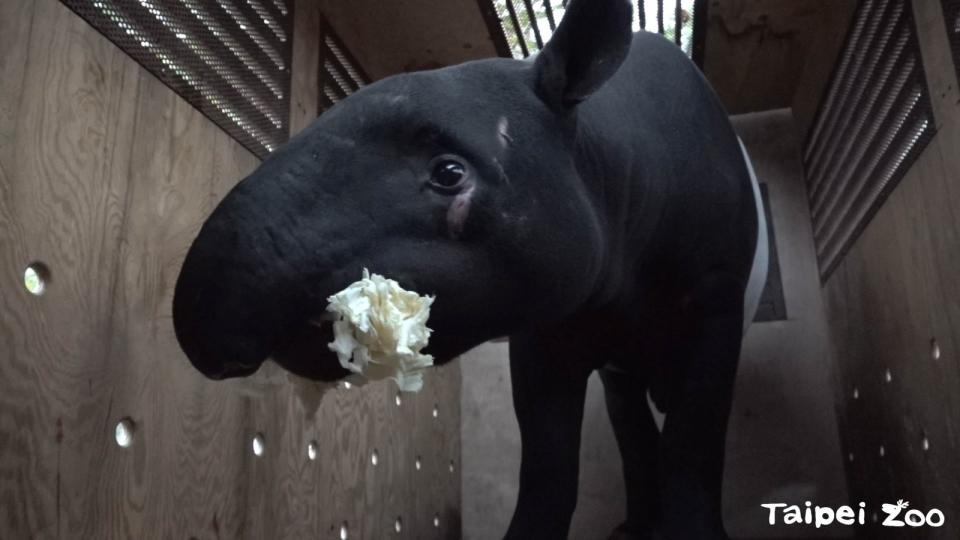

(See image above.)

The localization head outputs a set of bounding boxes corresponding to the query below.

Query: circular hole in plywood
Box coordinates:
[848,452,854,463]
[339,522,348,540]
[852,387,859,400]
[922,436,930,452]
[371,449,379,466]
[432,404,439,419]
[23,263,50,296]
[433,514,440,528]
[878,444,885,458]
[307,440,318,461]
[395,393,402,407]
[415,456,422,471]
[930,338,940,360]
[252,433,265,457]
[114,417,135,448]
[448,460,455,473]
[884,368,892,383]
[394,516,402,533]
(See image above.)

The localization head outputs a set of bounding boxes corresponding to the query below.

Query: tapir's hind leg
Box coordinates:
[659,276,745,540]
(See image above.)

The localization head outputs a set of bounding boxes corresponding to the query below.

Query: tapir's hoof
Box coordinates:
[606,522,663,540]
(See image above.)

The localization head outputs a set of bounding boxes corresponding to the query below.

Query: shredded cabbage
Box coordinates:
[326,269,435,392]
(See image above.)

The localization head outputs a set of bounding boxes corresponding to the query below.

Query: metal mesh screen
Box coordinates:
[318,15,370,113]
[802,0,935,282]
[60,0,294,159]
[481,0,705,62]
[944,0,960,84]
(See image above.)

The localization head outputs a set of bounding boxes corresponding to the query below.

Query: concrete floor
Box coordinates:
[460,109,850,539]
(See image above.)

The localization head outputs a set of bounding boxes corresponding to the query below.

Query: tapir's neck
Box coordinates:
[570,110,669,308]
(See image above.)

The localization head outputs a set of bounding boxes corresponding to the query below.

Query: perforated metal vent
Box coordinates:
[944,0,960,82]
[60,0,294,159]
[802,0,935,281]
[479,0,706,64]
[318,16,369,113]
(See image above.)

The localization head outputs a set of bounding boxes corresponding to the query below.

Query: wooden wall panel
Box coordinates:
[822,1,960,537]
[317,0,497,80]
[703,0,857,124]
[0,0,462,538]
[289,0,320,136]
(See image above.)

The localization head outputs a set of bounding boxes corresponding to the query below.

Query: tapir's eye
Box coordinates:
[430,158,467,191]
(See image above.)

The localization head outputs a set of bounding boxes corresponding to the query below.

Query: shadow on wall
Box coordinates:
[459,108,850,540]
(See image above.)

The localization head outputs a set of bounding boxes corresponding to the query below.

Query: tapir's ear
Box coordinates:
[533,0,633,110]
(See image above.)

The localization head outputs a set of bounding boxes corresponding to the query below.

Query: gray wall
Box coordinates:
[461,109,850,539]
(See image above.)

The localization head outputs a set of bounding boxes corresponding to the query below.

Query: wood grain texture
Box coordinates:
[289,0,320,136]
[703,0,857,123]
[822,1,960,537]
[317,0,497,80]
[0,0,462,538]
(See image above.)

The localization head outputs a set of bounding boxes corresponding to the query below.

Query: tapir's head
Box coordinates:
[173,0,633,380]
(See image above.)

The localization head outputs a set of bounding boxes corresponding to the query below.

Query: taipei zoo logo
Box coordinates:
[762,500,946,529]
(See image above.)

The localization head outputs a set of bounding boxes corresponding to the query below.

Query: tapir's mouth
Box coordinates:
[173,248,466,382]
[268,315,352,381]
[266,310,464,383]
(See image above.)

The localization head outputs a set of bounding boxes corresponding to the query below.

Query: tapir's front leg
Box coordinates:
[506,331,592,540]
[659,273,746,540]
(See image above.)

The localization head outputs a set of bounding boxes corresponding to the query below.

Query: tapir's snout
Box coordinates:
[173,179,291,379]
[173,246,265,380]
[172,155,354,381]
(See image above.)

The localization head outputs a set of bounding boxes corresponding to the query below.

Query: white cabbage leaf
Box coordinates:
[326,269,435,392]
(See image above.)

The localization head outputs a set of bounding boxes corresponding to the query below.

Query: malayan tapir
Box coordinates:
[172,0,768,538]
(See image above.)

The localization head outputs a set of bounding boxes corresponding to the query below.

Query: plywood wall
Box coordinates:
[0,0,461,538]
[821,1,960,537]
[703,0,857,119]
[317,0,497,79]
